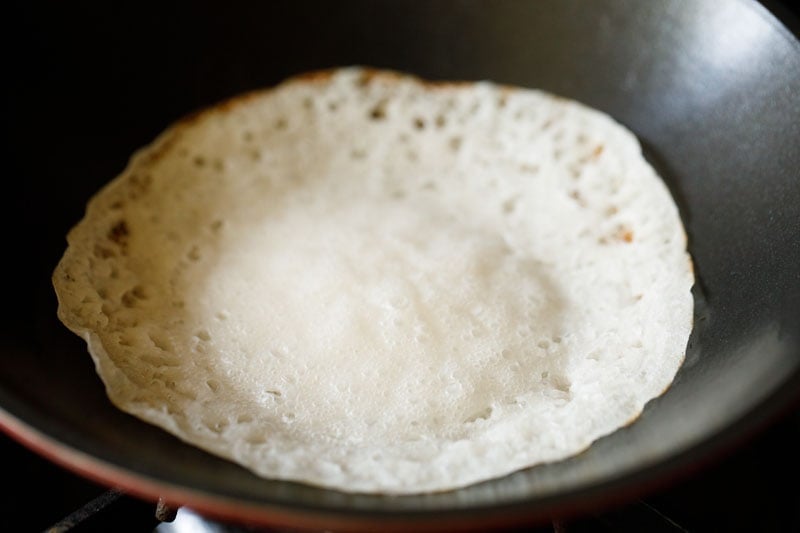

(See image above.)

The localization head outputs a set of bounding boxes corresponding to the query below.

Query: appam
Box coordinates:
[52,67,693,494]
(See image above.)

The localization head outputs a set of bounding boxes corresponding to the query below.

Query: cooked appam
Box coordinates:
[52,67,694,494]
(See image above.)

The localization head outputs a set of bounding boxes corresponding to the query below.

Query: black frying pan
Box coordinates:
[2,0,799,530]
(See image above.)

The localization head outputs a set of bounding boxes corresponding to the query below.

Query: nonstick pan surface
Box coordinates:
[1,0,799,530]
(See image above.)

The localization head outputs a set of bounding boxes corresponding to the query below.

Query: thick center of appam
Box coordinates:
[186,196,567,442]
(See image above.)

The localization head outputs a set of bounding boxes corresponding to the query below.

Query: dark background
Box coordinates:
[1,1,798,531]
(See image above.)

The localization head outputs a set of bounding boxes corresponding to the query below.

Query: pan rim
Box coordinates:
[2,367,798,529]
[2,0,799,528]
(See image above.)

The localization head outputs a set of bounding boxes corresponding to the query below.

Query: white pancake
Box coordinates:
[53,67,693,494]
